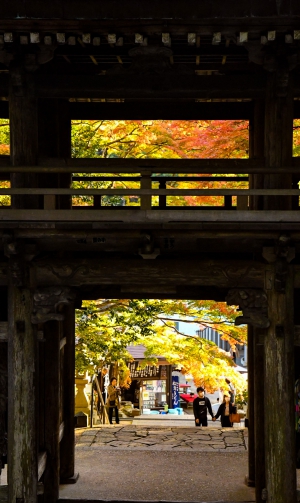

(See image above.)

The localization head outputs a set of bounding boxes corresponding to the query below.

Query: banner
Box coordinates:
[172,375,180,409]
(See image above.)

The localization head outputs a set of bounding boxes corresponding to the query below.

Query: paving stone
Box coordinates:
[224,437,244,443]
[78,436,95,444]
[82,430,98,436]
[148,430,173,435]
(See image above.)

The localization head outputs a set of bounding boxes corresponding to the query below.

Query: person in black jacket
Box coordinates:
[193,387,215,427]
[215,392,235,427]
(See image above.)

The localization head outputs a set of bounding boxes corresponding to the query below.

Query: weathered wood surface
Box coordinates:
[71,99,300,121]
[0,0,299,21]
[34,258,265,288]
[264,71,294,211]
[60,305,75,482]
[264,265,297,503]
[43,321,61,503]
[0,157,267,173]
[38,99,72,211]
[249,99,265,211]
[246,326,255,487]
[2,100,300,121]
[9,69,39,210]
[8,284,38,503]
[34,74,267,100]
[2,209,300,224]
[70,101,253,120]
[1,156,300,174]
[254,329,265,503]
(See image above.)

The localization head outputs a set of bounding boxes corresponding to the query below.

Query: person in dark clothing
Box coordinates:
[193,386,215,427]
[215,392,235,427]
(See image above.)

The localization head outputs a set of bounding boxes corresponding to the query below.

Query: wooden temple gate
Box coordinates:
[0,1,300,503]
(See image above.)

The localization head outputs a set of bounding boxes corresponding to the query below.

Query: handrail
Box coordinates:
[38,451,47,481]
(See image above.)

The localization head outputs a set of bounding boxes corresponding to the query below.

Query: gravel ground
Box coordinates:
[60,449,255,502]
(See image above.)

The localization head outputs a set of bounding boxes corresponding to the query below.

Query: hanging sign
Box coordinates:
[172,375,180,409]
[127,361,168,380]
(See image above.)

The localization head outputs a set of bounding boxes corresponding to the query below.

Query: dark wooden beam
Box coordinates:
[69,101,253,120]
[35,74,266,100]
[34,257,265,289]
[0,157,269,173]
[2,208,300,225]
[0,1,299,25]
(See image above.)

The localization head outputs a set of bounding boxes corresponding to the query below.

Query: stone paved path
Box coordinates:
[76,425,247,452]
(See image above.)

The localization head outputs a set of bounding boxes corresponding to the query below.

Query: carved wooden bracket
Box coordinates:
[263,238,295,292]
[31,287,78,324]
[226,288,270,328]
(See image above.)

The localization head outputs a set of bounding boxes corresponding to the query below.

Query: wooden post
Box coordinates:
[254,329,266,503]
[9,67,39,209]
[264,264,297,503]
[158,180,167,209]
[60,304,78,483]
[246,325,255,487]
[249,99,264,211]
[140,172,152,210]
[38,99,72,210]
[43,321,61,503]
[264,71,293,211]
[7,282,38,503]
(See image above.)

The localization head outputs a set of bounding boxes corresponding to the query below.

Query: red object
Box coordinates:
[180,393,195,403]
[179,384,190,388]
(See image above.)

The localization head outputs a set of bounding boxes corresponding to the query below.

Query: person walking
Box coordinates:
[107,377,120,425]
[193,386,215,427]
[225,378,235,404]
[214,392,235,427]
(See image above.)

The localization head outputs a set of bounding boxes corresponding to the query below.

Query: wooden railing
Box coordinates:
[0,157,299,219]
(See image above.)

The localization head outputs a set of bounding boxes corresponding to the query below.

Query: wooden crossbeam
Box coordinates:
[0,209,300,223]
[0,157,271,174]
[32,74,266,100]
[0,188,297,196]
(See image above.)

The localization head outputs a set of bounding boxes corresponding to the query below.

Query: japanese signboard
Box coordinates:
[127,361,168,380]
[172,376,180,409]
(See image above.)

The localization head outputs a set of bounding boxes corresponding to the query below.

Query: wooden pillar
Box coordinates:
[246,325,255,487]
[7,281,38,503]
[264,264,296,503]
[254,329,265,503]
[43,321,61,503]
[249,100,264,211]
[60,304,77,483]
[9,67,39,209]
[38,99,72,210]
[264,71,293,211]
